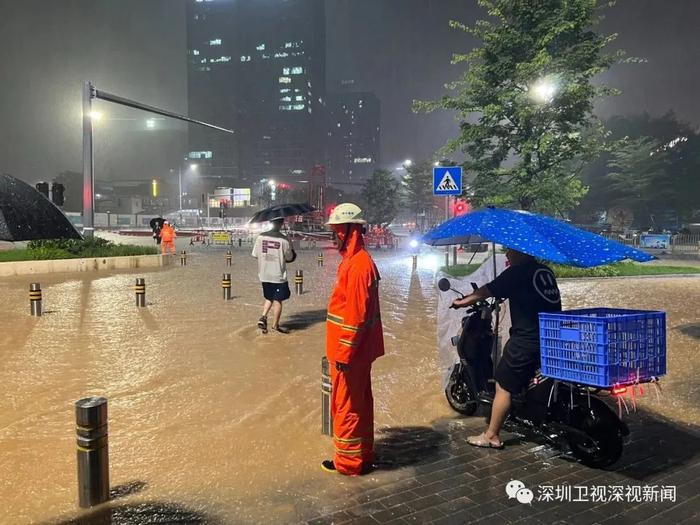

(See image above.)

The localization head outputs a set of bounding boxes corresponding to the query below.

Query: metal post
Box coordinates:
[75,396,109,508]
[178,166,182,211]
[82,81,95,238]
[180,250,187,266]
[135,278,146,307]
[317,252,324,267]
[321,357,332,436]
[29,282,42,316]
[453,246,458,266]
[412,255,417,270]
[295,269,304,295]
[226,251,232,266]
[491,242,501,375]
[444,251,449,268]
[222,273,232,300]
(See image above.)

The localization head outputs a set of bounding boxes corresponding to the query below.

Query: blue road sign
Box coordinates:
[433,166,462,196]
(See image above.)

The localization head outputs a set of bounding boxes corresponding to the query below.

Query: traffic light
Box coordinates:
[454,199,469,217]
[35,181,49,198]
[51,182,65,206]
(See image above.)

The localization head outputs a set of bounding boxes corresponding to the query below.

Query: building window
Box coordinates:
[354,157,373,164]
[280,88,291,93]
[295,96,304,101]
[256,43,265,51]
[282,67,290,75]
[278,76,292,84]
[291,66,303,74]
[240,55,251,62]
[209,39,222,46]
[280,96,292,102]
[188,151,213,159]
[274,52,289,58]
[211,56,231,63]
[192,49,200,56]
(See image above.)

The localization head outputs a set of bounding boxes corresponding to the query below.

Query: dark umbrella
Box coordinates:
[0,174,82,241]
[249,203,315,223]
[149,217,165,231]
[422,207,654,268]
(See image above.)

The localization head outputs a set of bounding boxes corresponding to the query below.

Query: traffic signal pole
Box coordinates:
[82,81,234,237]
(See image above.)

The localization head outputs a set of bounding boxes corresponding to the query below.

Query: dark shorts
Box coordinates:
[262,281,291,302]
[495,339,540,395]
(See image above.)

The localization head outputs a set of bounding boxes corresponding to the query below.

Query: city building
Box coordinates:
[326,91,381,187]
[186,0,327,187]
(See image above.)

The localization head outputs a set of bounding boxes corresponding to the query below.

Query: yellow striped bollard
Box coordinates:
[225,250,232,267]
[75,396,109,508]
[29,282,42,316]
[222,273,232,300]
[317,252,324,267]
[180,250,187,266]
[295,269,304,295]
[135,278,146,307]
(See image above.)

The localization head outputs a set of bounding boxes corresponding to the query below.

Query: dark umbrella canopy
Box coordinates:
[149,217,165,231]
[422,207,654,268]
[0,174,82,241]
[249,203,315,223]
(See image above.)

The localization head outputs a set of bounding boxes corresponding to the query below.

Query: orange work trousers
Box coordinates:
[161,241,176,255]
[331,362,374,475]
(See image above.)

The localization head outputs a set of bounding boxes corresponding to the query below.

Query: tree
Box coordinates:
[415,0,621,213]
[401,161,434,231]
[361,170,400,226]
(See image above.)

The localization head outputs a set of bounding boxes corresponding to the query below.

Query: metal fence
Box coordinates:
[600,233,700,254]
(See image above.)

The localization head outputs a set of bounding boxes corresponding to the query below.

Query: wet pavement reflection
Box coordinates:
[0,246,697,523]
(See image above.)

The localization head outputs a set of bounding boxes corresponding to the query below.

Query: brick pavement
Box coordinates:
[303,409,700,525]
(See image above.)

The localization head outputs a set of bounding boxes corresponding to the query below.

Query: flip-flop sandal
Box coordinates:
[467,432,504,449]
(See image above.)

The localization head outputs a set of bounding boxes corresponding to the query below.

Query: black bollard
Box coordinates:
[226,251,232,267]
[180,251,187,266]
[317,252,324,267]
[135,278,146,307]
[29,282,42,316]
[75,396,109,508]
[222,273,232,300]
[294,269,304,295]
[238,238,242,248]
[321,357,332,436]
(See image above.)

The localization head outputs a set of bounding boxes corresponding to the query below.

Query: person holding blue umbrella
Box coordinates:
[450,246,562,449]
[424,206,653,448]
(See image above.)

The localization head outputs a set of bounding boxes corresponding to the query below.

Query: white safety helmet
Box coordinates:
[326,203,367,225]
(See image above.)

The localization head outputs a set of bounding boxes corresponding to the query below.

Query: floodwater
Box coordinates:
[0,242,698,524]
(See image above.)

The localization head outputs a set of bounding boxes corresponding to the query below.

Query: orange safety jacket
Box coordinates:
[160,224,176,243]
[326,226,384,366]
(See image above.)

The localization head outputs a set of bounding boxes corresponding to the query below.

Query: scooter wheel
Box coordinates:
[568,422,623,468]
[445,378,478,416]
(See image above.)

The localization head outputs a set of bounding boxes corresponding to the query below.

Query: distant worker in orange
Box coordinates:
[322,203,384,476]
[160,220,176,255]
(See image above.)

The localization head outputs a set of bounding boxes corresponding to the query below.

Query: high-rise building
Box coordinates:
[326,91,381,187]
[186,0,327,188]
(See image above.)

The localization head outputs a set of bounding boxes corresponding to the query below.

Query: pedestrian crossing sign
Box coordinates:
[433,166,462,196]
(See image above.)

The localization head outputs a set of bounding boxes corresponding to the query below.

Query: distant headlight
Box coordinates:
[409,239,419,249]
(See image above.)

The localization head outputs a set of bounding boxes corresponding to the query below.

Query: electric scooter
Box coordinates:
[439,277,629,468]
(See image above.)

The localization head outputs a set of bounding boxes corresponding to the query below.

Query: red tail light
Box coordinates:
[612,386,627,395]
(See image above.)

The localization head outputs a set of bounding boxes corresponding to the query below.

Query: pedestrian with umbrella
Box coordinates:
[249,203,313,334]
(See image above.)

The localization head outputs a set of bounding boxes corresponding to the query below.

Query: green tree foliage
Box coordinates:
[361,170,400,226]
[578,112,700,226]
[401,161,434,228]
[415,0,621,213]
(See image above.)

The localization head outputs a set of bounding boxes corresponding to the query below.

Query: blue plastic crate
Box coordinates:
[539,308,666,388]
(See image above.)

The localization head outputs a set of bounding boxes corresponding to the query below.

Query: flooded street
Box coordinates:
[0,244,698,524]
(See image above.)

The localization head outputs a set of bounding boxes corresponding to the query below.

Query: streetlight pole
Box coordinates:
[178,166,183,211]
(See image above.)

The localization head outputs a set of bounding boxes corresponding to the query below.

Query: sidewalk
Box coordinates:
[305,410,700,525]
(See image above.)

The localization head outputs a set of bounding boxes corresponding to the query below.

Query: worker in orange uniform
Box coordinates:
[160,220,176,255]
[322,203,384,476]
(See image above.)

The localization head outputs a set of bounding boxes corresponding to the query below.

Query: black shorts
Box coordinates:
[262,281,291,302]
[495,339,540,395]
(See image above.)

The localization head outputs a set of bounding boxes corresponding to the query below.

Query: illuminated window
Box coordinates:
[353,157,372,164]
[279,88,291,93]
[256,43,265,51]
[283,67,290,75]
[279,76,292,84]
[274,52,289,58]
[295,96,304,101]
[209,39,222,46]
[291,66,303,74]
[211,56,231,63]
[240,55,251,62]
[188,151,212,159]
[293,104,304,110]
[281,96,292,102]
[200,58,207,63]
[192,49,200,56]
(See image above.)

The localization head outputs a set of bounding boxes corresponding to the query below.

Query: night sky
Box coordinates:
[0,0,698,184]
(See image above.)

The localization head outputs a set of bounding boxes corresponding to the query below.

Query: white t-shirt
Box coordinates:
[251,233,296,283]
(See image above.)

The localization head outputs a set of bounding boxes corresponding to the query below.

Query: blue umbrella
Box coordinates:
[422,207,653,268]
